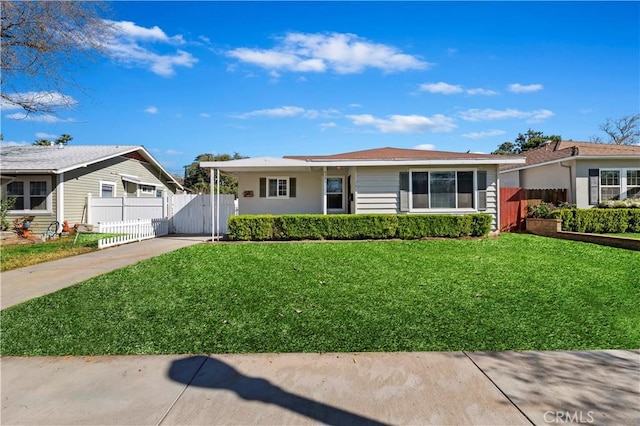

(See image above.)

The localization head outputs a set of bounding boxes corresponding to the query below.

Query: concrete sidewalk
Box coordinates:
[1,350,638,425]
[0,235,207,310]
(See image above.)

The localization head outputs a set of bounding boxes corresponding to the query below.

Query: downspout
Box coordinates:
[216,168,220,240]
[210,168,215,241]
[322,167,327,215]
[560,161,573,205]
[57,172,64,233]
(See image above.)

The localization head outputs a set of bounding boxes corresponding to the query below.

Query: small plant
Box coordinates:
[1,195,16,231]
[527,203,556,218]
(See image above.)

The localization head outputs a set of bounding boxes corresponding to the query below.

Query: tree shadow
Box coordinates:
[167,355,388,426]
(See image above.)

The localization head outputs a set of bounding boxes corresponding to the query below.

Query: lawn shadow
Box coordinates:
[168,355,388,426]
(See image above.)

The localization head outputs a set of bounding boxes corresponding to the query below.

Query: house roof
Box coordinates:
[500,141,640,172]
[0,145,183,189]
[202,147,524,172]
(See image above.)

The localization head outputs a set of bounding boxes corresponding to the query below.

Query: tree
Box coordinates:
[184,153,247,196]
[32,134,73,146]
[492,129,561,155]
[597,114,640,145]
[1,1,114,114]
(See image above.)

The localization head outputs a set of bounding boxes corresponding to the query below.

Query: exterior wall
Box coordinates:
[236,170,326,214]
[1,174,57,235]
[500,170,520,188]
[519,161,572,191]
[575,159,640,208]
[64,156,176,225]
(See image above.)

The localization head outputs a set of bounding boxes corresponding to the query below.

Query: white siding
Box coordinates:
[355,167,400,213]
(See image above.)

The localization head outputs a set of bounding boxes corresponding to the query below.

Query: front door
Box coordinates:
[326,177,345,213]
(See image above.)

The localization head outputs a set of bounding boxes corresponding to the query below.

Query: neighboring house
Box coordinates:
[201,147,525,232]
[0,145,183,234]
[500,141,640,208]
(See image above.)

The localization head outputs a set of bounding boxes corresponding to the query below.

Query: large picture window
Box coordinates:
[5,178,50,212]
[409,170,479,210]
[600,170,620,201]
[627,170,640,199]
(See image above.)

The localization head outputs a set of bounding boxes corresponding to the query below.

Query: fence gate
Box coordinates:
[500,187,567,232]
[170,194,236,234]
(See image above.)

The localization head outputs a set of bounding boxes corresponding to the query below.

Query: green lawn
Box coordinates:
[604,233,640,239]
[1,233,638,356]
[0,233,117,271]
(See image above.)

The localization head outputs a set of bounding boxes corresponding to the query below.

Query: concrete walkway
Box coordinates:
[0,235,207,310]
[1,350,638,425]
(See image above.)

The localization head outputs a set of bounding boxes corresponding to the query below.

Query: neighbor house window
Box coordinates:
[409,170,478,210]
[100,181,116,198]
[6,178,50,212]
[627,170,640,199]
[600,170,620,201]
[139,184,155,194]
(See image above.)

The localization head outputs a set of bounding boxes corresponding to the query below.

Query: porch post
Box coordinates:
[57,172,64,232]
[216,168,220,240]
[322,166,327,215]
[214,168,216,242]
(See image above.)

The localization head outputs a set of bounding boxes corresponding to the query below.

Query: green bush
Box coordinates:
[550,208,636,233]
[227,215,276,241]
[228,213,493,241]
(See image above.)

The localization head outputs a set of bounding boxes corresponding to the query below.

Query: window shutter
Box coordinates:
[290,178,296,198]
[259,178,266,198]
[399,172,409,212]
[589,169,599,205]
[477,171,487,211]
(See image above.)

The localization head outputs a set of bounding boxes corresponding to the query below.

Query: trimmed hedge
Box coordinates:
[549,208,640,233]
[227,213,493,241]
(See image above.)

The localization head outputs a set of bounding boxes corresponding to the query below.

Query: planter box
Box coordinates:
[525,218,562,235]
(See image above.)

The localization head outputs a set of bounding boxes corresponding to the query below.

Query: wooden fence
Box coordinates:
[500,188,567,232]
[97,218,169,249]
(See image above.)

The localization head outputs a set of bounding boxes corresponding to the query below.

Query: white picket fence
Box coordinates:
[97,218,169,249]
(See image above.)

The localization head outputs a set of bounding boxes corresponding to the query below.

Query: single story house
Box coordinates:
[0,145,183,234]
[201,147,525,233]
[500,141,640,207]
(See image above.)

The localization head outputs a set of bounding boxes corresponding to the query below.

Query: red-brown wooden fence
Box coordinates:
[500,188,567,232]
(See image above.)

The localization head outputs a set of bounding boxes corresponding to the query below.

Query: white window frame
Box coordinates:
[99,181,117,198]
[626,169,640,199]
[325,176,345,213]
[599,169,621,201]
[6,176,52,214]
[266,177,289,198]
[137,184,155,196]
[408,168,479,213]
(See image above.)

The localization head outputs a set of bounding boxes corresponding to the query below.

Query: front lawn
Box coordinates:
[1,233,638,355]
[0,233,115,271]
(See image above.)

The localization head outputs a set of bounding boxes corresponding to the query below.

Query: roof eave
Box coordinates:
[500,154,639,173]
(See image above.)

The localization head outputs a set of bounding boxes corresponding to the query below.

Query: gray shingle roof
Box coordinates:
[0,145,142,173]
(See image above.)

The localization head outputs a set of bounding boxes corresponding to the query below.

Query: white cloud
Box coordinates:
[103,20,197,77]
[231,106,338,120]
[462,130,507,139]
[0,91,77,111]
[35,132,58,139]
[459,108,554,122]
[165,149,182,155]
[465,88,499,96]
[346,114,456,133]
[320,122,337,131]
[413,144,436,150]
[508,83,543,94]
[6,113,72,123]
[349,103,363,108]
[419,82,463,95]
[145,106,158,114]
[200,112,211,118]
[227,32,431,75]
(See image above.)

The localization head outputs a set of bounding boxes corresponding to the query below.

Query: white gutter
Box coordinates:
[501,155,639,173]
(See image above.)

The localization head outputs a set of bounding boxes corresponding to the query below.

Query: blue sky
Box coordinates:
[2,1,639,175]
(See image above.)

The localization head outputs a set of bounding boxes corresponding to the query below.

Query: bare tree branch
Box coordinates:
[599,114,640,145]
[1,1,115,114]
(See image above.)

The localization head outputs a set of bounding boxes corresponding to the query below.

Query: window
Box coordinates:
[600,170,620,201]
[627,170,640,199]
[260,177,296,198]
[139,184,155,194]
[5,178,50,212]
[326,177,344,210]
[100,181,116,198]
[408,170,479,210]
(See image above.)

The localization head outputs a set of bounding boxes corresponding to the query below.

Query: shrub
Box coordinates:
[597,199,640,209]
[526,202,556,218]
[227,215,276,241]
[228,213,493,241]
[550,208,636,233]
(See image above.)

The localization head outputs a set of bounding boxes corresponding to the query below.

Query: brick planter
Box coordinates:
[525,218,562,235]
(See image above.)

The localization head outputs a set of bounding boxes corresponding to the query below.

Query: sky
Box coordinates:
[1,1,639,176]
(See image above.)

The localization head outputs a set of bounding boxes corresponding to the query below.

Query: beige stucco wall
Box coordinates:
[575,158,640,208]
[500,170,520,188]
[519,161,573,191]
